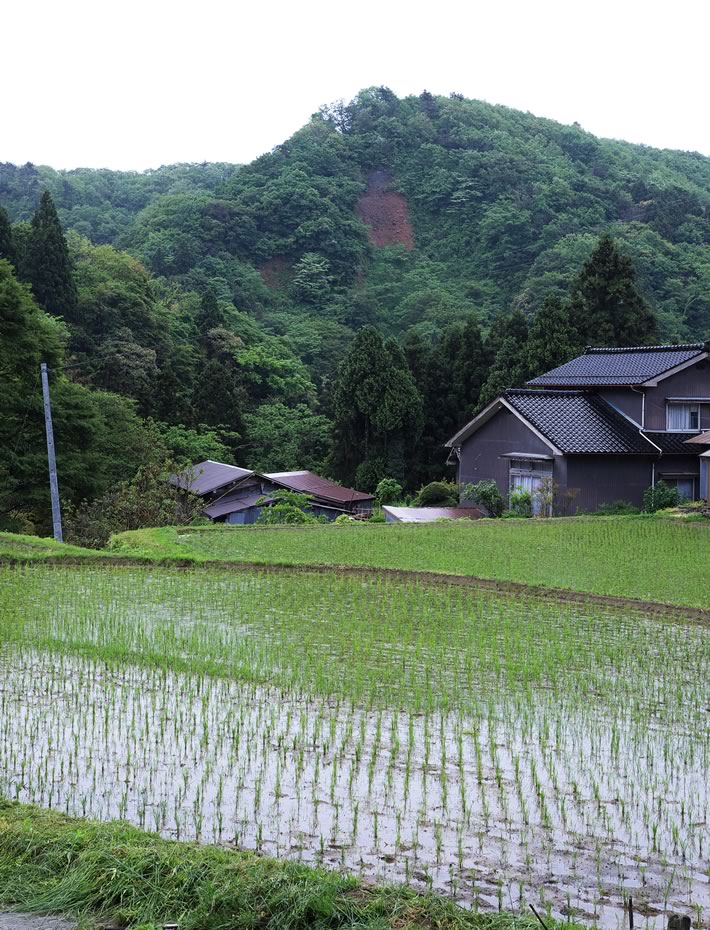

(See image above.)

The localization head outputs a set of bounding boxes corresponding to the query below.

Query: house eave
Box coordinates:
[640,351,708,387]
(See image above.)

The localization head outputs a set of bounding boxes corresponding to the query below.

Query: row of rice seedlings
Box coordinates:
[0,564,707,927]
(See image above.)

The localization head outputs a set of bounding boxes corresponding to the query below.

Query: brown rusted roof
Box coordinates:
[264,470,374,504]
[684,431,710,445]
[383,506,483,523]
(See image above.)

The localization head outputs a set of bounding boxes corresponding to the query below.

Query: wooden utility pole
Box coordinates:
[40,362,63,542]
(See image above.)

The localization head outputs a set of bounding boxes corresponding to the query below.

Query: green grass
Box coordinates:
[112,517,710,609]
[0,801,560,930]
[0,532,102,561]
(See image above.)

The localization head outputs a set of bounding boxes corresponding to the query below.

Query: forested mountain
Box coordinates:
[2,88,709,533]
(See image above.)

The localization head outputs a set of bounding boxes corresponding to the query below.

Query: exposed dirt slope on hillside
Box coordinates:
[356,170,414,249]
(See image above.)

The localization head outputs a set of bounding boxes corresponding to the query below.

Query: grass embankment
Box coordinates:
[0,532,101,562]
[113,517,710,610]
[0,802,565,930]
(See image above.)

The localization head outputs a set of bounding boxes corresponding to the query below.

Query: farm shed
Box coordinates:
[264,471,375,518]
[174,461,374,523]
[383,506,482,523]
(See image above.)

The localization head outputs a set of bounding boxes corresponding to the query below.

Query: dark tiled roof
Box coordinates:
[173,460,253,496]
[528,344,706,387]
[264,471,374,504]
[642,432,702,454]
[505,390,654,454]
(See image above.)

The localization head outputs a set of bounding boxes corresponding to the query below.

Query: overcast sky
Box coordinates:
[5,0,709,171]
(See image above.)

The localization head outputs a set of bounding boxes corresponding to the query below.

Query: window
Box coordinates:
[508,458,553,515]
[666,403,700,431]
[663,478,695,501]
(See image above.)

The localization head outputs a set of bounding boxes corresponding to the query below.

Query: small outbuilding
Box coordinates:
[173,460,374,524]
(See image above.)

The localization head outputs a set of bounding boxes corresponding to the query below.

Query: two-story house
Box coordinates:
[446,343,710,513]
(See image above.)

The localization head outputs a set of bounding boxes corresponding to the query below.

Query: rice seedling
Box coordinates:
[0,563,707,929]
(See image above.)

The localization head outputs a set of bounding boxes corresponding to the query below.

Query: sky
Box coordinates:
[5,0,710,171]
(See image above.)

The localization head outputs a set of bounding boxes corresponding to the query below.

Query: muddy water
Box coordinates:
[0,648,706,929]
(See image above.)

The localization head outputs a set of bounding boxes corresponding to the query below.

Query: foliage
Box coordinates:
[243,403,331,473]
[462,479,505,517]
[594,500,641,516]
[643,480,681,513]
[568,235,658,347]
[329,326,423,488]
[64,457,203,548]
[20,190,78,319]
[509,487,533,517]
[3,89,710,517]
[375,476,403,504]
[0,801,540,930]
[255,489,319,524]
[414,480,459,506]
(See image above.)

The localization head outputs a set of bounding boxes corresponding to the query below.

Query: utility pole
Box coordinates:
[40,362,63,542]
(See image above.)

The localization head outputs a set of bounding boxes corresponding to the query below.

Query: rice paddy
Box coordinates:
[112,517,710,609]
[0,564,707,929]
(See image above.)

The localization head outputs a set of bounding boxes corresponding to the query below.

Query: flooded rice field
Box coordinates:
[0,565,707,928]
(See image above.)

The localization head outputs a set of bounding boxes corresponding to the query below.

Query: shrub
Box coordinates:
[375,477,403,505]
[462,480,504,517]
[509,488,533,517]
[414,481,459,507]
[368,510,386,523]
[334,513,356,524]
[256,490,318,525]
[65,458,203,549]
[643,480,680,513]
[595,500,641,516]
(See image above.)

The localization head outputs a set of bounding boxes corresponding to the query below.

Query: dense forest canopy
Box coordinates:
[1,88,709,534]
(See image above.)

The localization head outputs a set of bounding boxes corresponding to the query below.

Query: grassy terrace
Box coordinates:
[111,517,710,610]
[0,803,556,930]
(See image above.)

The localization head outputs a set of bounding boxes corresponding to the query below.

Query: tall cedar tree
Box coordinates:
[525,296,581,376]
[478,309,530,408]
[328,326,423,489]
[0,208,17,267]
[23,190,78,319]
[569,235,658,347]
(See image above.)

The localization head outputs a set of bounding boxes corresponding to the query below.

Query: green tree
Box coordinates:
[0,260,64,530]
[0,208,17,266]
[478,309,530,407]
[243,402,331,473]
[525,296,581,376]
[22,190,78,319]
[328,326,423,488]
[569,235,658,346]
[291,252,333,307]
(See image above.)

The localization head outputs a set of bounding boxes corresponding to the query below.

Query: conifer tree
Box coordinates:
[569,235,658,347]
[328,326,423,488]
[0,208,16,267]
[478,309,530,407]
[525,296,581,376]
[23,190,78,319]
[196,290,224,331]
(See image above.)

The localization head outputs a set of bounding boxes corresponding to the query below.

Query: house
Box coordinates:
[446,343,710,514]
[383,506,483,523]
[176,461,374,524]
